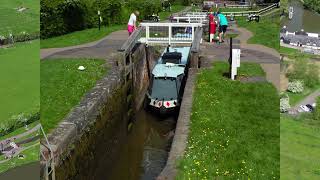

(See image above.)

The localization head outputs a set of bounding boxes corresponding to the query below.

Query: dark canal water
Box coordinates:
[107,109,176,180]
[283,0,320,33]
[0,162,39,180]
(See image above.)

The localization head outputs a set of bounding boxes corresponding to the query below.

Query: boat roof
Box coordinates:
[158,46,190,65]
[152,63,185,78]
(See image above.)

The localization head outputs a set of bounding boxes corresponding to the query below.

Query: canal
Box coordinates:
[0,162,39,180]
[107,110,177,180]
[283,0,320,33]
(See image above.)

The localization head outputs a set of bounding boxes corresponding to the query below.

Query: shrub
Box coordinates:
[287,58,320,88]
[41,0,185,39]
[0,110,40,137]
[280,94,291,113]
[304,63,320,88]
[287,80,304,93]
[287,58,307,81]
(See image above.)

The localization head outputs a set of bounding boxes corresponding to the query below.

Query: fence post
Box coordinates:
[168,25,172,45]
[146,26,149,45]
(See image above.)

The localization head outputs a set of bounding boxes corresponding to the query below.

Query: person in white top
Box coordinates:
[128,11,140,36]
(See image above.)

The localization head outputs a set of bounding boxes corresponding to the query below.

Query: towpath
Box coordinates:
[288,89,320,115]
[200,22,280,90]
[40,6,192,60]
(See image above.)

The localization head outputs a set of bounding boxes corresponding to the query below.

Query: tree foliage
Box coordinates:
[41,0,182,39]
[304,0,320,13]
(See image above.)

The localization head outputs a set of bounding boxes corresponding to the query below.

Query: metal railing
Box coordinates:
[40,125,56,180]
[182,3,278,17]
[138,22,203,45]
[171,16,208,24]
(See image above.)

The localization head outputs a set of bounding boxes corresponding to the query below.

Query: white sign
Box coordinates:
[231,49,241,80]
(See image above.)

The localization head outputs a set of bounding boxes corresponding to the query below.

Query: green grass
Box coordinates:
[41,59,107,132]
[237,15,280,50]
[0,40,40,122]
[40,24,125,49]
[225,33,239,39]
[238,62,266,77]
[159,5,186,21]
[281,115,320,179]
[40,5,187,49]
[0,0,39,35]
[0,143,39,174]
[177,62,279,179]
[280,46,320,59]
[219,8,254,12]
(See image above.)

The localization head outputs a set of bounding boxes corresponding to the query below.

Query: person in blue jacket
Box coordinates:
[216,11,228,43]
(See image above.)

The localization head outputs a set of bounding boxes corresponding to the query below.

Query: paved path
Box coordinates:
[41,30,128,60]
[200,22,280,90]
[0,143,39,164]
[289,89,320,114]
[1,124,40,142]
[41,6,192,60]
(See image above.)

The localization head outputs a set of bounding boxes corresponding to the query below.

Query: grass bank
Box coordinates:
[0,0,39,35]
[177,62,279,179]
[287,85,320,106]
[0,40,40,122]
[40,25,125,49]
[0,143,39,174]
[237,15,280,50]
[159,5,187,21]
[280,46,320,59]
[280,114,320,179]
[41,59,107,133]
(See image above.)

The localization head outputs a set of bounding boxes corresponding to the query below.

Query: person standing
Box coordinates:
[208,8,216,43]
[217,11,228,43]
[128,11,140,36]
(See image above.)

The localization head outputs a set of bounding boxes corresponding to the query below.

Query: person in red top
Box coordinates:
[208,8,216,43]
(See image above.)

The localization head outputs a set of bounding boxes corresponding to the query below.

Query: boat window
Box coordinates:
[150,77,178,101]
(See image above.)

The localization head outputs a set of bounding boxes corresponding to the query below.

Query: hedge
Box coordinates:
[0,110,40,137]
[41,0,185,39]
[0,32,40,46]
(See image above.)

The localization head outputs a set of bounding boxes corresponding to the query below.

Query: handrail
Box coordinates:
[118,27,145,55]
[138,22,202,45]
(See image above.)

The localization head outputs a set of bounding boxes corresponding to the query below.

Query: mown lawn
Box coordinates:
[279,46,320,59]
[159,5,187,21]
[0,0,39,35]
[0,40,40,122]
[41,59,107,132]
[40,24,125,49]
[237,15,280,50]
[281,115,320,179]
[177,62,279,179]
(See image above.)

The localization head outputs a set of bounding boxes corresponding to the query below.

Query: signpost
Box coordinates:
[229,38,241,80]
[98,10,101,30]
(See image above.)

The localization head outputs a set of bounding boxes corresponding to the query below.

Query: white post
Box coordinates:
[168,25,172,45]
[231,49,241,80]
[191,26,195,42]
[146,25,150,45]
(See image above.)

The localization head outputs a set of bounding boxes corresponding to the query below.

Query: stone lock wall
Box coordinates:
[41,44,161,180]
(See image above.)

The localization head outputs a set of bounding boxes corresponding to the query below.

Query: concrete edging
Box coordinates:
[157,68,198,180]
